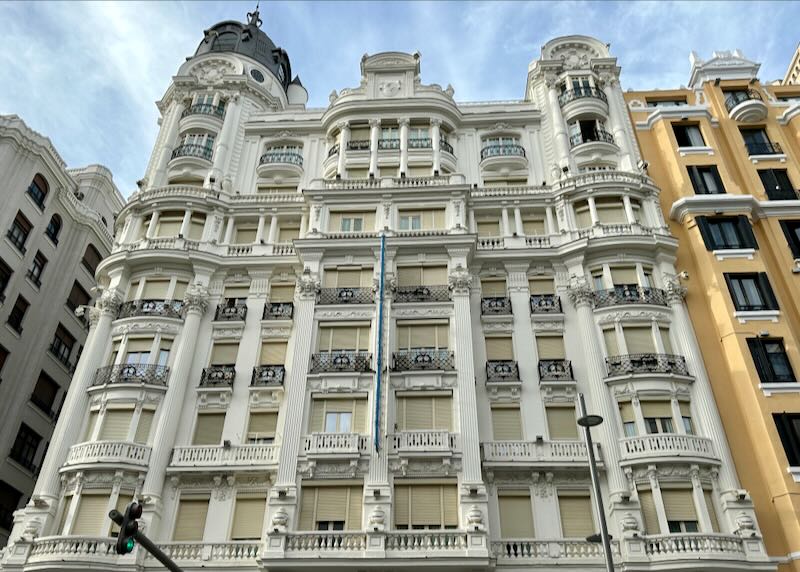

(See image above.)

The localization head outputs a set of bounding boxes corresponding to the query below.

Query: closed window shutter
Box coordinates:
[687,166,703,193]
[522,219,545,235]
[188,216,205,240]
[547,407,578,439]
[407,165,431,177]
[486,337,514,360]
[353,399,368,433]
[492,407,523,440]
[72,493,109,535]
[142,280,170,299]
[393,484,457,528]
[780,221,800,258]
[422,266,448,285]
[270,284,295,303]
[348,168,368,180]
[624,326,655,354]
[173,281,188,300]
[704,489,720,532]
[235,227,258,244]
[397,267,422,287]
[224,286,250,298]
[610,267,638,284]
[321,326,364,351]
[317,487,348,521]
[111,494,133,535]
[558,494,594,538]
[641,401,673,418]
[638,490,660,534]
[481,279,507,296]
[173,498,209,541]
[231,497,266,539]
[662,489,696,522]
[477,221,500,237]
[126,281,140,301]
[397,325,411,350]
[350,127,370,140]
[100,409,133,440]
[695,216,714,250]
[659,328,674,354]
[679,401,692,419]
[529,278,554,294]
[747,339,772,383]
[412,485,442,525]
[134,409,155,444]
[499,493,535,537]
[619,402,635,424]
[536,336,565,359]
[433,396,452,431]
[426,209,446,229]
[126,338,154,352]
[442,486,458,527]
[248,412,278,438]
[211,342,239,365]
[402,396,433,430]
[298,488,316,530]
[756,273,779,309]
[394,485,410,527]
[575,206,593,228]
[309,399,325,432]
[596,201,627,224]
[85,411,99,440]
[603,329,619,356]
[260,341,287,365]
[347,487,363,530]
[278,227,300,242]
[414,325,436,348]
[193,413,225,445]
[157,218,183,237]
[736,216,758,249]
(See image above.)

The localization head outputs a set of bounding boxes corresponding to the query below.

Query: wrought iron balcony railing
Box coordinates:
[171,143,213,161]
[181,103,225,119]
[263,301,294,320]
[394,285,451,303]
[378,138,400,150]
[259,151,303,167]
[346,139,370,151]
[117,299,184,320]
[408,137,432,149]
[92,364,169,387]
[486,360,521,382]
[251,365,286,386]
[327,143,340,157]
[592,285,668,308]
[558,86,608,106]
[745,141,782,156]
[480,144,526,161]
[319,287,373,305]
[605,353,689,377]
[392,349,454,371]
[539,359,574,382]
[440,139,454,155]
[569,128,615,148]
[481,296,512,315]
[215,302,248,321]
[310,351,372,373]
[200,364,236,387]
[724,89,763,111]
[530,294,562,314]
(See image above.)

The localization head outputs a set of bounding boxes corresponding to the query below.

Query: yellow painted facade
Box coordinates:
[627,59,800,570]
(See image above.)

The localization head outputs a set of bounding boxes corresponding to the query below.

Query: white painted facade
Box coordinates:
[0,115,124,547]
[0,24,775,572]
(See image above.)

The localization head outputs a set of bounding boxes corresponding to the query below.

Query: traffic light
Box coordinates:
[111,501,142,555]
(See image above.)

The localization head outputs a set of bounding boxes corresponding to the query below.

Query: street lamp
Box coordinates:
[577,392,615,572]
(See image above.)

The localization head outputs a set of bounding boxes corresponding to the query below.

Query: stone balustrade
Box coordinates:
[385,531,468,552]
[492,539,614,561]
[284,532,367,552]
[643,534,744,557]
[152,542,260,562]
[27,537,119,565]
[170,444,279,468]
[64,441,151,468]
[391,430,457,454]
[619,434,717,462]
[303,433,366,456]
[482,440,598,466]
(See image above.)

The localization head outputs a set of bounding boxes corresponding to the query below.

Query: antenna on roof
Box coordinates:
[247,2,262,28]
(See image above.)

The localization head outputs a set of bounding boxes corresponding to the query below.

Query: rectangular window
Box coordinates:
[603,328,619,357]
[298,485,363,531]
[529,277,555,295]
[641,401,675,434]
[638,489,660,534]
[234,225,258,244]
[27,251,47,287]
[609,267,638,287]
[31,371,59,415]
[317,324,370,352]
[277,226,300,242]
[747,338,796,383]
[322,267,373,288]
[231,496,266,540]
[309,397,367,433]
[99,407,133,440]
[259,340,287,365]
[476,219,501,237]
[0,480,23,531]
[156,211,184,237]
[269,283,295,302]
[81,244,102,275]
[673,123,705,147]
[491,406,523,440]
[396,322,449,350]
[246,411,278,443]
[72,492,110,536]
[536,335,565,359]
[780,220,800,258]
[141,279,170,300]
[7,295,29,333]
[724,272,779,311]
[7,211,32,253]
[192,412,225,445]
[397,266,448,287]
[0,257,11,301]
[210,342,239,365]
[394,483,458,530]
[329,211,375,233]
[134,409,155,444]
[687,166,725,195]
[759,169,795,200]
[0,344,8,379]
[395,393,452,431]
[481,278,507,297]
[498,492,534,537]
[398,209,445,231]
[774,413,800,466]
[66,281,91,311]
[557,493,594,538]
[173,497,210,541]
[741,128,776,155]
[619,402,637,437]
[594,198,627,224]
[10,423,42,472]
[646,97,687,107]
[680,402,694,435]
[662,488,699,533]
[486,336,514,361]
[623,325,655,354]
[188,214,205,240]
[546,406,578,440]
[696,216,757,250]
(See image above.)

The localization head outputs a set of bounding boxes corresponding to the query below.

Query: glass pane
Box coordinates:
[339,413,352,433]
[325,413,338,433]
[684,521,699,533]
[623,422,637,437]
[661,418,674,433]
[341,219,351,232]
[353,219,363,231]
[158,350,170,367]
[645,419,659,434]
[683,417,694,435]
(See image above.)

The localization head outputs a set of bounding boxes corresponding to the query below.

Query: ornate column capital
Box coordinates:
[296,268,320,301]
[663,273,687,304]
[96,287,123,317]
[448,264,472,295]
[75,305,103,327]
[398,118,411,127]
[566,275,594,308]
[429,118,442,127]
[336,120,350,131]
[183,283,210,315]
[368,118,381,128]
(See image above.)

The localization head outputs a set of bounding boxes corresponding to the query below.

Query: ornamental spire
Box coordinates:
[247,2,263,28]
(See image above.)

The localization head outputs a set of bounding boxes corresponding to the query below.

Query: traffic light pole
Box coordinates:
[109,508,184,572]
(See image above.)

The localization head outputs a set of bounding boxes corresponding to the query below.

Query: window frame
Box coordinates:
[724,272,779,312]
[9,423,42,472]
[672,123,705,147]
[687,166,725,195]
[748,338,796,384]
[695,216,757,250]
[7,211,32,253]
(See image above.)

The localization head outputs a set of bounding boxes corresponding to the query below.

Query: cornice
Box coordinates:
[632,106,719,131]
[669,195,800,223]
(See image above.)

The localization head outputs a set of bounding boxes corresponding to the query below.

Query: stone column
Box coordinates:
[141,280,210,536]
[431,119,442,175]
[267,215,279,245]
[299,213,308,239]
[207,94,241,190]
[545,207,556,235]
[256,214,267,243]
[587,197,599,225]
[223,215,235,244]
[622,195,636,224]
[513,208,524,236]
[547,83,571,170]
[648,467,669,534]
[399,119,410,176]
[368,119,380,177]
[501,208,511,237]
[336,122,350,178]
[601,79,633,171]
[152,99,187,188]
[145,211,160,239]
[179,209,192,238]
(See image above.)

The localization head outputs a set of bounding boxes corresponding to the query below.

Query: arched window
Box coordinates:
[81,244,102,275]
[27,174,49,209]
[213,31,238,51]
[46,215,62,244]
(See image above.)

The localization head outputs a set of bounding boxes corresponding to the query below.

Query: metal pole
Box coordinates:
[578,393,615,572]
[374,233,386,451]
[133,530,184,572]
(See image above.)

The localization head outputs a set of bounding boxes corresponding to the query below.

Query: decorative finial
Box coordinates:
[247,2,262,28]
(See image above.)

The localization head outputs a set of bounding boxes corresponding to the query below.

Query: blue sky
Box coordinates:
[1,1,798,196]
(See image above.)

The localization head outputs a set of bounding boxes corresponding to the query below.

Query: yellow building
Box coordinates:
[626,50,800,571]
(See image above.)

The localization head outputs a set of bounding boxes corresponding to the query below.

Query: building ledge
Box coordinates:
[713,248,756,260]
[759,382,800,397]
[678,145,715,157]
[749,153,787,164]
[734,310,780,323]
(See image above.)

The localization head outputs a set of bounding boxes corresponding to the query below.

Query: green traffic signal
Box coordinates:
[124,537,136,553]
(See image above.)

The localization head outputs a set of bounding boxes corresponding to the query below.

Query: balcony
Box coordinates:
[303,433,366,458]
[558,86,608,106]
[486,360,521,383]
[482,440,596,467]
[181,103,225,120]
[257,151,304,179]
[214,302,247,321]
[263,301,294,320]
[538,359,574,382]
[26,537,120,567]
[200,364,236,387]
[394,285,451,303]
[408,137,432,149]
[151,542,260,563]
[346,139,370,151]
[745,140,783,156]
[530,294,562,314]
[117,299,184,320]
[284,531,367,553]
[725,90,768,123]
[170,143,213,162]
[170,444,279,469]
[391,430,457,456]
[492,539,608,563]
[480,144,527,172]
[481,296,512,315]
[592,285,668,308]
[64,441,151,469]
[569,128,615,149]
[378,138,400,150]
[92,364,169,387]
[440,139,454,155]
[251,365,285,386]
[319,287,373,305]
[310,351,371,374]
[327,142,340,157]
[558,87,609,122]
[644,534,745,559]
[606,354,689,377]
[619,434,718,464]
[392,349,455,371]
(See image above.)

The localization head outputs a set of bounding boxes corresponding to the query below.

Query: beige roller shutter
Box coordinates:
[210,342,239,365]
[619,402,635,425]
[397,266,422,287]
[260,341,287,365]
[660,327,674,354]
[402,396,433,430]
[126,338,154,352]
[641,401,673,418]
[638,490,661,534]
[85,410,99,440]
[679,401,692,419]
[413,486,441,526]
[610,267,638,285]
[394,485,410,527]
[662,489,696,522]
[278,226,300,242]
[317,487,348,521]
[100,409,133,441]
[704,489,719,532]
[379,166,398,178]
[298,488,316,530]
[328,212,343,232]
[442,486,458,527]
[422,266,448,285]
[173,497,209,541]
[408,165,431,177]
[396,325,411,350]
[486,337,514,360]
[595,199,627,224]
[111,494,133,535]
[188,215,205,240]
[134,409,155,444]
[126,280,140,301]
[522,219,545,235]
[248,411,278,439]
[477,221,500,237]
[72,493,109,536]
[231,496,266,539]
[574,205,593,228]
[330,326,358,351]
[492,407,523,440]
[347,487,363,530]
[529,278,554,295]
[309,399,325,433]
[348,168,368,179]
[270,284,295,302]
[235,226,257,244]
[481,279,507,297]
[224,285,250,298]
[499,492,535,537]
[157,216,183,237]
[536,336,565,359]
[413,325,436,348]
[547,407,578,440]
[142,280,169,299]
[350,127,370,140]
[623,326,655,354]
[433,396,452,431]
[193,413,225,445]
[603,329,619,356]
[558,494,594,538]
[173,281,188,300]
[353,399,368,433]
[425,209,446,229]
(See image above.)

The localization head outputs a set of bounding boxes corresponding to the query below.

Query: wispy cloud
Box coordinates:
[0,1,797,197]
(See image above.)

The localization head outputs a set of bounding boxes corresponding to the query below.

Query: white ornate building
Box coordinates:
[0,12,776,572]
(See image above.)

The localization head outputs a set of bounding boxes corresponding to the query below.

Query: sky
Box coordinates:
[0,1,798,197]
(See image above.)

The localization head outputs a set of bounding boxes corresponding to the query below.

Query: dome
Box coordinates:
[192,8,293,92]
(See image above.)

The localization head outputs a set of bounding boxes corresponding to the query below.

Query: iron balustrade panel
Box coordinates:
[215,303,248,321]
[440,139,454,155]
[181,103,225,119]
[605,353,689,377]
[310,352,372,373]
[569,128,615,148]
[93,364,169,386]
[259,152,303,167]
[319,287,374,305]
[539,359,574,381]
[592,285,668,308]
[745,141,783,155]
[530,294,562,313]
[558,86,608,106]
[251,365,286,386]
[394,285,451,303]
[481,296,512,315]
[486,360,521,382]
[480,144,526,161]
[263,302,294,320]
[201,364,236,387]
[392,349,455,371]
[408,137,432,149]
[378,138,400,150]
[724,89,763,111]
[346,139,370,151]
[171,143,213,161]
[327,143,340,157]
[118,299,184,319]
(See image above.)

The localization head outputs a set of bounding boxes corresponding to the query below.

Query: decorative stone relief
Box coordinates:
[448,264,472,294]
[183,283,210,314]
[211,324,245,339]
[378,79,402,97]
[566,275,593,308]
[297,269,320,300]
[112,321,181,337]
[662,273,687,304]
[189,58,237,85]
[315,308,374,320]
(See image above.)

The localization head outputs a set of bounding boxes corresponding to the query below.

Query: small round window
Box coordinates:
[250,68,265,83]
